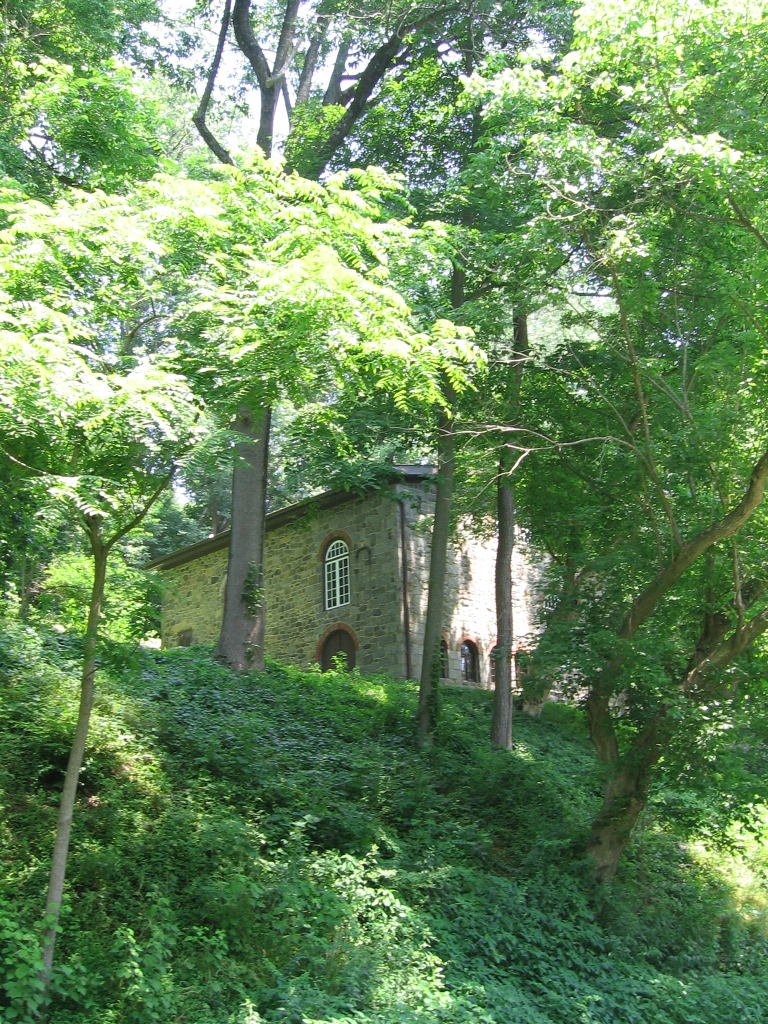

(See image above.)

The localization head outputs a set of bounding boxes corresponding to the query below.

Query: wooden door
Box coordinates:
[321,629,356,672]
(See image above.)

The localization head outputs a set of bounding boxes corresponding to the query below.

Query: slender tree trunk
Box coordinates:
[416,264,464,746]
[490,311,527,747]
[192,0,234,165]
[216,407,271,671]
[41,523,107,983]
[490,453,515,748]
[417,404,455,746]
[19,553,36,618]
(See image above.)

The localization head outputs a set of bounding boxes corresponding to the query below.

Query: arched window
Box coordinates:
[325,539,350,610]
[440,637,449,678]
[460,640,478,684]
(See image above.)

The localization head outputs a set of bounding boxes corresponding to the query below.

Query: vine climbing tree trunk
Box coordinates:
[216,407,271,671]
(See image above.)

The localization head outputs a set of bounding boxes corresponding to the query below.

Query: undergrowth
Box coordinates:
[1,619,767,1023]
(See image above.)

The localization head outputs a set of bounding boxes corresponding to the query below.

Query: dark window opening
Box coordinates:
[177,628,193,648]
[321,628,356,672]
[461,640,478,684]
[490,646,498,686]
[440,638,449,678]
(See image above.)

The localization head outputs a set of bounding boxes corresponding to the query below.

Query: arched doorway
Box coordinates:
[460,640,479,683]
[321,628,357,672]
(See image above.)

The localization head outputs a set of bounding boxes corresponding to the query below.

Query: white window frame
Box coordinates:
[325,539,350,610]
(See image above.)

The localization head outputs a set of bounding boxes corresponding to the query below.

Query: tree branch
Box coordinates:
[232,0,272,87]
[273,0,301,78]
[193,0,234,165]
[323,38,351,106]
[105,466,177,551]
[310,6,453,175]
[295,28,324,105]
[611,267,683,551]
[728,195,768,253]
[620,446,768,639]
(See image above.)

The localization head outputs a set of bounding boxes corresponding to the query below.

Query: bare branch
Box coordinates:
[295,27,324,106]
[193,0,234,165]
[232,0,273,88]
[323,38,351,106]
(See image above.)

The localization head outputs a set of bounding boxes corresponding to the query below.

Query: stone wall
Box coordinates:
[160,547,227,648]
[261,491,405,676]
[158,481,545,686]
[399,481,545,688]
[160,490,407,677]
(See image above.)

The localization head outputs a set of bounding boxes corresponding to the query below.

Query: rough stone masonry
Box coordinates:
[148,469,544,686]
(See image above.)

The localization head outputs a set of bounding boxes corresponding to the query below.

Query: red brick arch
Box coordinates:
[315,622,360,663]
[457,633,482,654]
[317,530,354,563]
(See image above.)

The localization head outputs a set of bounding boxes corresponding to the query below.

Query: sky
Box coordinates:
[160,0,337,155]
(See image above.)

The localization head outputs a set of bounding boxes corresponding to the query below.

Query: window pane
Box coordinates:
[326,559,337,609]
[325,539,350,610]
[338,555,350,606]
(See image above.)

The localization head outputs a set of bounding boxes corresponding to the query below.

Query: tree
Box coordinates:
[189,1,572,683]
[171,159,457,669]
[0,0,170,192]
[346,4,570,742]
[0,339,200,988]
[468,0,768,876]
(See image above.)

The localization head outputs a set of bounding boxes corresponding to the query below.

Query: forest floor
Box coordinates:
[1,618,767,1023]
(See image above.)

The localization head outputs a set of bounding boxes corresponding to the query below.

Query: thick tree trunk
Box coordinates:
[587,765,651,881]
[41,525,107,983]
[490,454,515,748]
[257,87,279,157]
[216,407,271,671]
[417,405,455,746]
[585,691,663,880]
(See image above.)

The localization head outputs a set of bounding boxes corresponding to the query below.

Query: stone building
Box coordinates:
[147,466,543,686]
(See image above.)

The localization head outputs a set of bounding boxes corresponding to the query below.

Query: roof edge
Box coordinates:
[146,467,435,572]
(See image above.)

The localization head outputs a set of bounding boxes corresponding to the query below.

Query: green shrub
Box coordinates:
[1,619,767,1023]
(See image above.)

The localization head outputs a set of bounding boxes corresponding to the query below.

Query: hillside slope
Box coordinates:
[1,620,767,1023]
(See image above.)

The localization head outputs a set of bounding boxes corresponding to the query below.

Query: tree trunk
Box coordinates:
[19,553,36,618]
[216,407,271,671]
[257,86,278,157]
[416,263,464,747]
[490,453,515,748]
[587,765,651,881]
[585,693,663,880]
[490,311,526,746]
[41,524,107,984]
[417,403,455,746]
